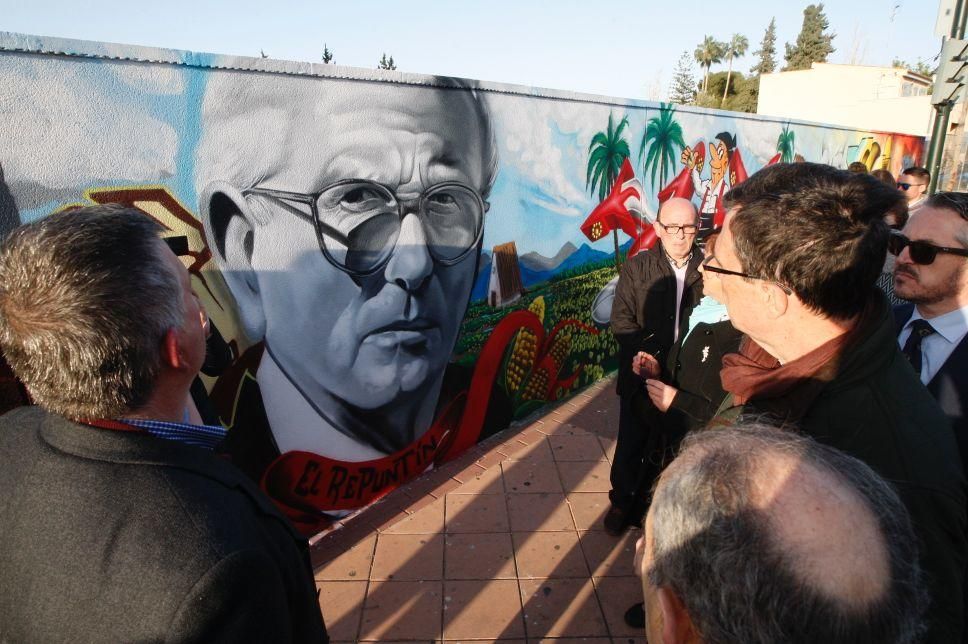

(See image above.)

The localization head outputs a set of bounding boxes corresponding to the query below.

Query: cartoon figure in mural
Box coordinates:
[194,75,506,528]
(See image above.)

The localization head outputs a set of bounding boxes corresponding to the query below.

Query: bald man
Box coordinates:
[607,198,703,534]
[638,423,926,644]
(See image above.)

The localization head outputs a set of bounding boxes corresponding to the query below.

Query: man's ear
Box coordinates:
[161,328,183,370]
[761,281,790,319]
[657,586,696,644]
[199,181,266,342]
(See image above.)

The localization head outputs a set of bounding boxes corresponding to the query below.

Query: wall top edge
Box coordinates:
[0,30,919,139]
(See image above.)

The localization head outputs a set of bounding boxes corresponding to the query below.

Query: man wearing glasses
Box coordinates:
[607,197,703,535]
[897,166,930,215]
[892,192,968,488]
[706,163,966,643]
[194,74,496,491]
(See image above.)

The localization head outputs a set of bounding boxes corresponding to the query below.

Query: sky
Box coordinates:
[0,0,946,100]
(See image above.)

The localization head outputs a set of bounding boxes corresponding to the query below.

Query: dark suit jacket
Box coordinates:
[610,242,704,398]
[894,303,968,478]
[0,406,328,643]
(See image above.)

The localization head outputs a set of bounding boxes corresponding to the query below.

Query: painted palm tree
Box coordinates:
[640,103,686,191]
[586,112,631,267]
[777,124,796,163]
[721,33,750,106]
[694,36,725,95]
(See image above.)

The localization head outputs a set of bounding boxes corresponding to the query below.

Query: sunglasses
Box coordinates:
[896,182,924,190]
[888,232,968,265]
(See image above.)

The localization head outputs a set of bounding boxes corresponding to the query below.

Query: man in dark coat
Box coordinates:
[707,164,966,643]
[607,197,703,534]
[0,206,328,642]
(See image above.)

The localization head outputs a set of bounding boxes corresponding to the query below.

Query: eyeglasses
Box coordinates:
[244,179,485,276]
[701,255,793,294]
[896,182,925,190]
[656,222,699,236]
[887,232,968,265]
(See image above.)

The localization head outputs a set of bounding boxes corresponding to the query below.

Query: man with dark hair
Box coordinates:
[898,166,931,214]
[706,162,966,642]
[0,206,328,642]
[607,197,703,534]
[638,424,927,644]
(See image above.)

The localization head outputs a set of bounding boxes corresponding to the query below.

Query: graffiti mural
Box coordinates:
[0,32,924,535]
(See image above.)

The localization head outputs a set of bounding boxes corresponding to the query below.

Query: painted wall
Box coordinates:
[0,32,924,534]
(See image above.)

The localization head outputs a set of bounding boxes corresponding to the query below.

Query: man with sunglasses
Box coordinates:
[607,197,703,535]
[707,163,966,643]
[892,192,968,490]
[897,166,930,215]
[195,74,497,508]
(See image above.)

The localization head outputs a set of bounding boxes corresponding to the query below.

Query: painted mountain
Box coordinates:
[470,241,615,301]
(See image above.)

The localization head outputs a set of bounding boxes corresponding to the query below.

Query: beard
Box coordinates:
[894,262,966,306]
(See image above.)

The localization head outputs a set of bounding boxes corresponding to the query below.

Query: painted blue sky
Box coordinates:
[1,0,944,100]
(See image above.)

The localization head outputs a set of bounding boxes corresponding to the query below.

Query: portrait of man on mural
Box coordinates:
[195,74,498,503]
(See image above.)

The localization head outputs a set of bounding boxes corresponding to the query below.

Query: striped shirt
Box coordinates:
[122,418,227,451]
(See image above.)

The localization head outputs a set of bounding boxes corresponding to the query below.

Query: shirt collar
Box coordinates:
[906,304,968,345]
[121,418,227,451]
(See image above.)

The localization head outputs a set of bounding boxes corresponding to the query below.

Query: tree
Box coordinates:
[322,44,334,64]
[586,113,631,267]
[695,36,726,94]
[640,103,687,190]
[777,124,796,163]
[893,58,934,77]
[669,51,696,105]
[750,18,777,76]
[702,71,758,113]
[721,33,750,106]
[784,4,835,71]
[378,53,396,70]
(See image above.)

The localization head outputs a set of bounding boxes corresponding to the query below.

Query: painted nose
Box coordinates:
[385,212,433,292]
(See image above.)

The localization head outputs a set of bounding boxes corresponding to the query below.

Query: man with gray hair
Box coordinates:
[638,424,927,644]
[0,206,328,642]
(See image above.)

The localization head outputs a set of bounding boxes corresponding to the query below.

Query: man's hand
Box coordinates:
[645,379,678,412]
[632,352,660,379]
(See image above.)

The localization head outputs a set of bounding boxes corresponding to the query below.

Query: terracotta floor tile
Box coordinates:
[593,576,647,639]
[598,436,617,463]
[443,579,526,640]
[539,420,593,437]
[316,580,367,642]
[370,533,444,581]
[578,530,639,578]
[445,532,517,580]
[548,434,606,461]
[359,579,442,641]
[453,464,505,494]
[557,460,612,494]
[502,460,564,494]
[508,436,554,462]
[314,533,376,581]
[506,492,575,532]
[382,497,445,534]
[536,639,613,643]
[567,493,612,531]
[512,531,588,579]
[519,577,608,638]
[446,493,511,533]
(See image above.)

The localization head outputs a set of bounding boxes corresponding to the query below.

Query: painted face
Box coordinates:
[709,140,729,186]
[245,86,487,423]
[893,206,968,308]
[897,173,927,203]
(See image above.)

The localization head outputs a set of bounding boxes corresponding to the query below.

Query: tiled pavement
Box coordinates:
[311,376,647,643]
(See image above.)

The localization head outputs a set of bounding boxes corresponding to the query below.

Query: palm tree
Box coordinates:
[640,103,686,191]
[694,36,725,95]
[777,124,796,163]
[586,112,631,267]
[721,33,750,106]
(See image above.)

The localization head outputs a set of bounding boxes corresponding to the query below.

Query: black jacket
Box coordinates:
[0,406,329,643]
[610,242,703,398]
[716,295,967,644]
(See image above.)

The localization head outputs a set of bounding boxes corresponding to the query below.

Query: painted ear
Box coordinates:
[199,181,266,342]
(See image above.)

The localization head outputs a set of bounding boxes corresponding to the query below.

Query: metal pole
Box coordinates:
[927,0,967,194]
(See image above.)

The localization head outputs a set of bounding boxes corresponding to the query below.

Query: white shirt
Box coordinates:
[671,262,688,343]
[897,304,968,385]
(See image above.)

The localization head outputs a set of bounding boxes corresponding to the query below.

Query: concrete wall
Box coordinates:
[0,32,925,534]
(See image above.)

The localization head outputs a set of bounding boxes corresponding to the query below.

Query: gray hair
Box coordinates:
[0,205,184,419]
[647,423,926,644]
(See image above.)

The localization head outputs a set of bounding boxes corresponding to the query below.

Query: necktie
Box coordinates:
[902,319,936,377]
